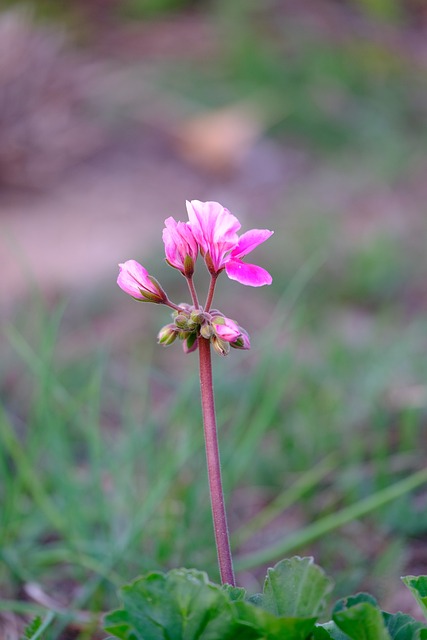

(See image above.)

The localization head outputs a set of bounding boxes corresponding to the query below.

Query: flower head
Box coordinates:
[117,260,167,303]
[162,217,198,277]
[186,200,240,274]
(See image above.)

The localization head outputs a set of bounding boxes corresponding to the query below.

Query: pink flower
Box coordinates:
[162,217,198,277]
[211,316,241,343]
[186,200,240,274]
[225,229,274,287]
[117,260,166,303]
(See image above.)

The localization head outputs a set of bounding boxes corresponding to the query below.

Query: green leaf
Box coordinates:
[333,602,391,640]
[261,556,334,618]
[312,626,335,639]
[332,593,379,614]
[313,623,350,639]
[221,584,247,602]
[383,611,427,640]
[233,600,317,640]
[104,568,239,640]
[402,576,427,620]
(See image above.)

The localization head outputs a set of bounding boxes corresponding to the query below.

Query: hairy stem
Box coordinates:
[204,275,218,312]
[165,299,185,312]
[186,276,200,309]
[198,337,235,585]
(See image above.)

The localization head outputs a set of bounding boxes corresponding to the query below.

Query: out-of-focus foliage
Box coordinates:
[0,9,101,188]
[120,0,197,20]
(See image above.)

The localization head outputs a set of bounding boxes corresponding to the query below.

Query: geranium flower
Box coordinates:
[162,217,198,277]
[117,260,166,303]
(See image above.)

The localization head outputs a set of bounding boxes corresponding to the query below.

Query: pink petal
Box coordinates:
[225,259,273,287]
[186,200,240,255]
[230,229,274,259]
[117,260,152,298]
[163,217,197,272]
[212,317,241,342]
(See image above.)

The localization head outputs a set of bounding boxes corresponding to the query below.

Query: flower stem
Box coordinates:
[165,299,184,312]
[198,336,235,585]
[186,276,200,309]
[204,275,218,312]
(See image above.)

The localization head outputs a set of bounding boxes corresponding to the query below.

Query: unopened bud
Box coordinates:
[230,329,251,350]
[147,276,168,303]
[157,324,178,346]
[190,310,204,324]
[200,323,213,339]
[186,320,198,331]
[212,315,241,342]
[212,336,230,357]
[174,314,190,329]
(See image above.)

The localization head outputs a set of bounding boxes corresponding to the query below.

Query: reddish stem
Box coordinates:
[198,337,236,585]
[204,275,218,312]
[186,276,200,309]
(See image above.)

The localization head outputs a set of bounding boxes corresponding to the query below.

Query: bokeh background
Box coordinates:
[1,1,427,638]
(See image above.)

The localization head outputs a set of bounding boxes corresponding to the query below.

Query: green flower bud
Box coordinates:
[157,324,178,346]
[190,310,204,324]
[200,323,213,339]
[174,314,190,329]
[211,336,230,357]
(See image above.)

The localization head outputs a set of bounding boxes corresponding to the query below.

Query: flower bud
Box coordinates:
[211,336,230,357]
[174,314,190,329]
[230,328,250,350]
[211,315,241,343]
[117,260,167,303]
[190,310,205,324]
[157,324,178,346]
[200,323,213,339]
[163,217,198,277]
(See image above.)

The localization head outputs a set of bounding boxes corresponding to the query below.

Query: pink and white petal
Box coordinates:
[117,271,142,298]
[186,200,207,248]
[225,259,273,287]
[230,229,274,259]
[210,204,240,243]
[117,260,151,297]
[187,200,240,247]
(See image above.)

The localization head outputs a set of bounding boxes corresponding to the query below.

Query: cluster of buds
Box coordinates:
[158,306,250,357]
[117,200,273,356]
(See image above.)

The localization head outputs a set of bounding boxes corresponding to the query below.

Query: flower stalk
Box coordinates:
[117,199,273,586]
[205,274,218,312]
[198,336,235,586]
